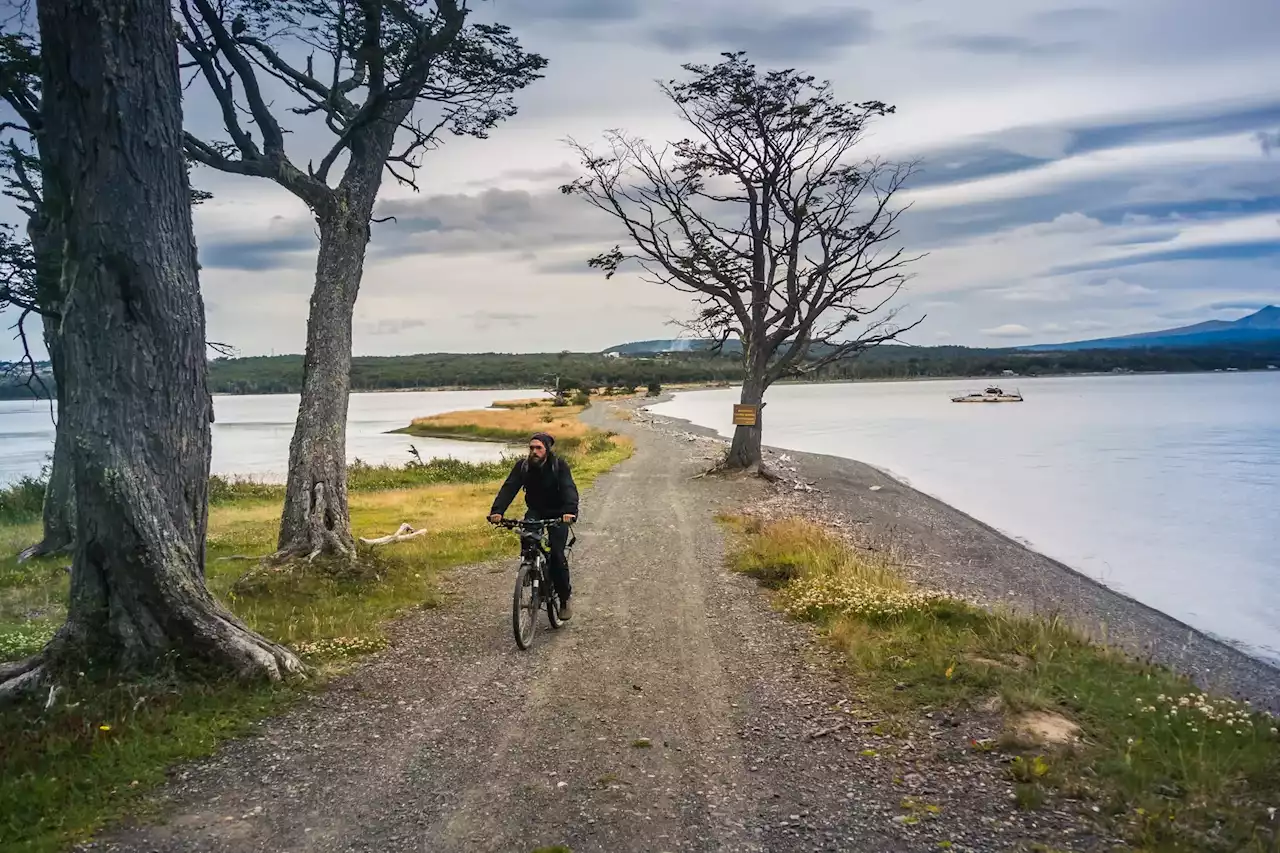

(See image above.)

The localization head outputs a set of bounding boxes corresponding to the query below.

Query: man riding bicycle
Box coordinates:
[488,431,579,619]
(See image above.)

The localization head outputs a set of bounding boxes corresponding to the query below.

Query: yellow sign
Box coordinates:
[731,404,759,426]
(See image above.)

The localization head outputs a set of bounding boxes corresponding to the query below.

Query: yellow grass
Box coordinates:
[404,401,590,443]
[489,397,549,409]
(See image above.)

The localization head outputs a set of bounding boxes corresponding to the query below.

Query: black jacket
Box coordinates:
[490,453,580,518]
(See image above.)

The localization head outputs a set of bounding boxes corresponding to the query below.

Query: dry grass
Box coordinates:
[720,515,907,591]
[401,401,590,444]
[489,397,549,409]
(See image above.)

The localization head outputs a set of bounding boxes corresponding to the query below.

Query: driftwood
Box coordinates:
[359,523,429,546]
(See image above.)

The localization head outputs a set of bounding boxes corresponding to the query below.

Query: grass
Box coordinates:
[0,401,632,853]
[0,473,48,525]
[395,403,592,446]
[721,514,1280,853]
[489,397,550,409]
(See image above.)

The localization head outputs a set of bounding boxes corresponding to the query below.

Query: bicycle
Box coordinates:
[491,518,575,650]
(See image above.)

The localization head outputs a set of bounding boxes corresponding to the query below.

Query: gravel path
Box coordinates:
[88,401,1109,853]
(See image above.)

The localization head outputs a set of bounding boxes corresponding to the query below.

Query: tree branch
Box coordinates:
[563,52,924,399]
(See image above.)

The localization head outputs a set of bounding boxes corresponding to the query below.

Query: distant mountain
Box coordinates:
[1022,306,1280,351]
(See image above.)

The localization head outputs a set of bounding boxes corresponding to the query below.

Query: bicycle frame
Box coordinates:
[494,517,573,649]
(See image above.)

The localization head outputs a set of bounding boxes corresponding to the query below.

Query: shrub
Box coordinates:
[0,473,48,524]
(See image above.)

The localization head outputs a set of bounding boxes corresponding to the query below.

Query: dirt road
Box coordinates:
[93,403,1095,853]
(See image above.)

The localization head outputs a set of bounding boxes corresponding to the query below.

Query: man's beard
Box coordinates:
[528,452,545,467]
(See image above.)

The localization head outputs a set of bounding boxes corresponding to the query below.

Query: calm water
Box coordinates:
[652,373,1280,663]
[0,388,540,486]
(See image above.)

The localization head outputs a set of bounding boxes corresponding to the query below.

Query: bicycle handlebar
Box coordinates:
[490,517,573,530]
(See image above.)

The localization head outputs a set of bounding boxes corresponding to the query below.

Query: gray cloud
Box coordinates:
[981,323,1034,338]
[1208,300,1278,311]
[648,8,877,61]
[465,310,539,332]
[360,318,429,336]
[371,187,624,260]
[533,256,601,276]
[199,231,317,272]
[485,0,642,24]
[927,33,1081,57]
[1027,6,1116,27]
[462,164,580,188]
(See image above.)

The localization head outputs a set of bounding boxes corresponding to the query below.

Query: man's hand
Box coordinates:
[488,514,502,524]
[562,514,576,524]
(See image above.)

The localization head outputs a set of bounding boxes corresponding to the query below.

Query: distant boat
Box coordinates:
[951,385,1023,403]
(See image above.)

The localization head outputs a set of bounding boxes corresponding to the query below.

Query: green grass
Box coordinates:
[208,454,520,505]
[0,474,48,526]
[0,421,632,853]
[0,677,296,853]
[721,514,1280,852]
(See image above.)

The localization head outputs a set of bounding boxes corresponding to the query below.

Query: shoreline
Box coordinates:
[631,395,1280,712]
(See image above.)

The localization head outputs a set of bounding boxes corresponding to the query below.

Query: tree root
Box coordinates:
[0,656,48,705]
[15,538,71,564]
[359,522,428,545]
[210,614,306,681]
[746,461,782,482]
[0,613,305,706]
[691,459,780,482]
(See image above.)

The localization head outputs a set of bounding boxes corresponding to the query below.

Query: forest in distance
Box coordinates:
[5,341,1280,399]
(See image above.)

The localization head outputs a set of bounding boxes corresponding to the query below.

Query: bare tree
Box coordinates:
[1,30,211,560]
[176,0,545,561]
[562,53,924,473]
[0,0,301,701]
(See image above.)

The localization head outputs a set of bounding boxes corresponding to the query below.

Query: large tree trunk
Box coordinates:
[3,0,302,701]
[274,209,371,560]
[274,111,403,561]
[725,336,771,472]
[725,374,766,470]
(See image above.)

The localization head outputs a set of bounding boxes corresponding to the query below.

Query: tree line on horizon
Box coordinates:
[3,341,1279,402]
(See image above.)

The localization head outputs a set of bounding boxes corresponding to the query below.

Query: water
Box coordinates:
[651,372,1280,663]
[0,388,542,485]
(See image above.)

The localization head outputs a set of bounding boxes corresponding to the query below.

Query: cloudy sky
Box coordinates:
[4,0,1279,360]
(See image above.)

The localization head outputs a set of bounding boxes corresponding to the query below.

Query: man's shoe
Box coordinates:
[559,599,573,621]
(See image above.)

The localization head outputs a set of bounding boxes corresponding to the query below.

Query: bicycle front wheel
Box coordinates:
[546,588,562,629]
[512,562,539,650]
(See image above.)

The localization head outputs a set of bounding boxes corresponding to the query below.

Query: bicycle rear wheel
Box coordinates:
[512,562,539,650]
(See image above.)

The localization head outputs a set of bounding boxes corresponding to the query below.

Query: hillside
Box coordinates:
[1023,306,1280,351]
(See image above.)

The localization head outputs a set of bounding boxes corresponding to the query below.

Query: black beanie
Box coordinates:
[530,431,555,449]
